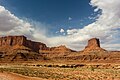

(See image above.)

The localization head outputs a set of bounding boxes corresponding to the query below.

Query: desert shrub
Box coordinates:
[90,66,95,71]
[61,65,66,68]
[43,56,50,60]
[36,64,41,67]
[78,64,85,67]
[70,64,77,68]
[0,68,4,73]
[52,64,59,67]
[48,65,52,67]
[44,65,47,67]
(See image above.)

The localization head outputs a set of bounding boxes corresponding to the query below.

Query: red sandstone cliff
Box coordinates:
[0,35,48,52]
[83,38,106,52]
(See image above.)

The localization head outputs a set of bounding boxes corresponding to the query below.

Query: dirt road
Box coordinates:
[0,72,46,80]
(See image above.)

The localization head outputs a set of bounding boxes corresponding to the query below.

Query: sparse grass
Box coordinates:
[0,64,120,80]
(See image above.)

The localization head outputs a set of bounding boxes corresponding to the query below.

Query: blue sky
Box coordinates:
[0,0,120,50]
[0,0,98,35]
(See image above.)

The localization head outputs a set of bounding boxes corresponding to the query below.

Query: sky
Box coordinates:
[0,0,120,51]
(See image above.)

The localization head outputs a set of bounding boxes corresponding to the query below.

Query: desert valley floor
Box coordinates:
[0,36,120,80]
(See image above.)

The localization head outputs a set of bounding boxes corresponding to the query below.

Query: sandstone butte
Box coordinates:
[83,38,106,52]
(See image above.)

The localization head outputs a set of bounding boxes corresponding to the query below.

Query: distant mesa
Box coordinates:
[0,35,48,53]
[0,35,49,61]
[83,38,106,52]
[49,45,75,53]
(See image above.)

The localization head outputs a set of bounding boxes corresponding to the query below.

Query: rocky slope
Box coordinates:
[40,45,75,54]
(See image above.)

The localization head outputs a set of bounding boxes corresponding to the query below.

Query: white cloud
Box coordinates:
[68,17,72,20]
[0,6,34,36]
[0,0,120,51]
[67,29,77,35]
[64,0,120,50]
[65,0,120,50]
[60,28,65,33]
[102,43,120,51]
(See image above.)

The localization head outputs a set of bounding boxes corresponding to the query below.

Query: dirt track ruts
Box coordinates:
[0,72,46,80]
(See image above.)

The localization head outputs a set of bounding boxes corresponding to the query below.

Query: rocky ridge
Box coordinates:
[0,35,119,62]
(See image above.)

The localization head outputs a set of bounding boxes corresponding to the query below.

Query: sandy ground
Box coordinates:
[0,72,46,80]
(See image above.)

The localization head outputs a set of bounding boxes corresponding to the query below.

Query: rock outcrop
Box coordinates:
[40,45,75,54]
[50,45,75,53]
[0,35,48,53]
[83,38,106,52]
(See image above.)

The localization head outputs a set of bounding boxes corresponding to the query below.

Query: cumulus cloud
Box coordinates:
[60,28,65,33]
[65,0,120,50]
[0,6,34,36]
[0,0,120,51]
[0,5,48,43]
[67,29,78,35]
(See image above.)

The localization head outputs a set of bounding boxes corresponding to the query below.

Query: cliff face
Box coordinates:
[0,36,26,46]
[0,36,48,52]
[83,38,106,52]
[24,40,48,52]
[86,38,100,48]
